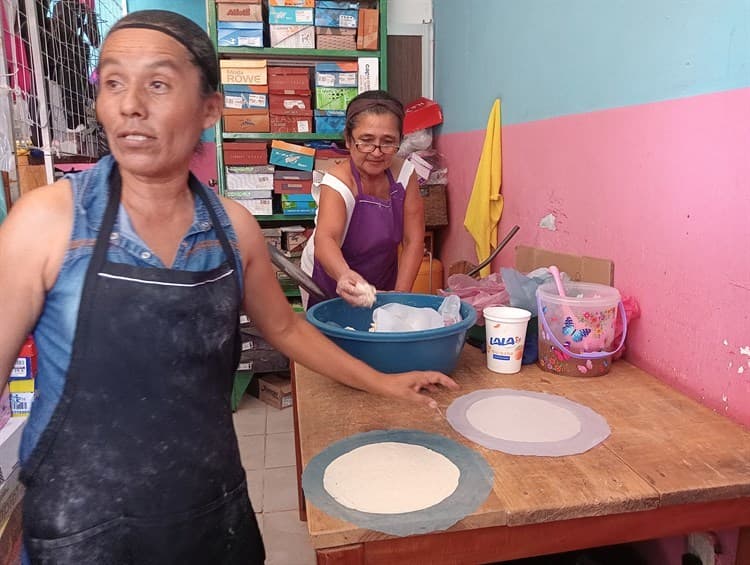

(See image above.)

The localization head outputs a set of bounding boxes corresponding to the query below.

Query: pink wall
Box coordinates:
[437,87,750,564]
[190,142,219,187]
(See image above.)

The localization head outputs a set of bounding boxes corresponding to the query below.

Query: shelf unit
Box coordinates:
[206,0,388,197]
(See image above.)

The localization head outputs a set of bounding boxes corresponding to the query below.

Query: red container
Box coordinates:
[223,141,268,165]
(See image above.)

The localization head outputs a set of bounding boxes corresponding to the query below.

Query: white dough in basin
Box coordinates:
[323,442,460,514]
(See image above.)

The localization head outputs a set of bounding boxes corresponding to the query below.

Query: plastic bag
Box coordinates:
[397,128,433,157]
[437,294,461,326]
[500,267,571,316]
[372,303,443,332]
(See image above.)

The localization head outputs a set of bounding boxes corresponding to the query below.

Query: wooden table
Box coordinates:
[292,346,750,564]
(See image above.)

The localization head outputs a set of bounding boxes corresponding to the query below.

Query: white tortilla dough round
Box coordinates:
[323,442,460,514]
[466,395,581,443]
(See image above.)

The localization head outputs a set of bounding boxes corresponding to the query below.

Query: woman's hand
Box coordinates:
[336,269,376,307]
[379,371,460,408]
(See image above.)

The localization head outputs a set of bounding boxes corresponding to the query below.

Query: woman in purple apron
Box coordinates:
[0,12,457,565]
[301,91,425,308]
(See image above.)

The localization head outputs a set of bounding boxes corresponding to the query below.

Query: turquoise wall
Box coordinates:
[433,0,750,132]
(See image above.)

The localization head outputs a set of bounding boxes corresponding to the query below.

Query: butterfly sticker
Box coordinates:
[577,359,594,374]
[562,317,592,343]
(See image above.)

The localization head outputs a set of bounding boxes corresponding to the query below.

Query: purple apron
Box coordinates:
[309,159,406,308]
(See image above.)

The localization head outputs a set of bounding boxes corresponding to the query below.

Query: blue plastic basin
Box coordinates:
[306,293,477,374]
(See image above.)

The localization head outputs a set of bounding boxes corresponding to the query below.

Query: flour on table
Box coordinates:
[323,442,460,514]
[466,395,581,443]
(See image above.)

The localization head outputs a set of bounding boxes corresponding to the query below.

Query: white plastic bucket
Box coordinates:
[483,307,532,374]
[536,282,627,377]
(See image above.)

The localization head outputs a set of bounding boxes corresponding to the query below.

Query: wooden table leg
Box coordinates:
[317,544,365,565]
[736,526,750,565]
[290,363,307,522]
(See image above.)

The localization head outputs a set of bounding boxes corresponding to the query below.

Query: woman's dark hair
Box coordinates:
[345,90,405,140]
[103,10,219,96]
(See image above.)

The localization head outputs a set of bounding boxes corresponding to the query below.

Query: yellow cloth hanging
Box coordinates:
[464,99,503,278]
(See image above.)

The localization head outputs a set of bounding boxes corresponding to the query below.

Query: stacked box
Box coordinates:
[217,0,263,23]
[217,21,264,47]
[8,337,37,418]
[356,8,378,50]
[223,84,268,111]
[269,0,314,48]
[270,140,315,171]
[261,227,283,250]
[221,60,269,132]
[315,86,358,111]
[258,374,293,410]
[269,92,313,133]
[274,170,313,194]
[226,165,275,215]
[223,142,268,166]
[315,0,358,49]
[280,225,313,253]
[315,61,357,88]
[357,56,379,92]
[281,193,317,215]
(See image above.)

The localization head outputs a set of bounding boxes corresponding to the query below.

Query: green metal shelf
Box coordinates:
[255,214,315,222]
[283,288,302,298]
[219,46,382,59]
[223,132,343,141]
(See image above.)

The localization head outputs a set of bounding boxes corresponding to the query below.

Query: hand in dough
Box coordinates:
[336,270,377,308]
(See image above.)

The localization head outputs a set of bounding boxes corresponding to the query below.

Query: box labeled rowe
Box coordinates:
[220,59,268,86]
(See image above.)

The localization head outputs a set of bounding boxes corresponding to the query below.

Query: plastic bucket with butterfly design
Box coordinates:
[536,282,627,377]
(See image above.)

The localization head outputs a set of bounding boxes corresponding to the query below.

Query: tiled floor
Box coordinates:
[233,393,316,565]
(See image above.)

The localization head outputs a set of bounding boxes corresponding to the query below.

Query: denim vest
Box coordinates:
[20,155,243,465]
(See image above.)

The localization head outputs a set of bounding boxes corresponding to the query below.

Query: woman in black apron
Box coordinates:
[0,10,458,564]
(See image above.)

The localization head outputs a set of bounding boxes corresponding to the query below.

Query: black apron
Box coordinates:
[20,168,264,564]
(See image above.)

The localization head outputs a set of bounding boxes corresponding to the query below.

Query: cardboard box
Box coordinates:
[514,245,614,285]
[220,59,268,86]
[258,374,293,410]
[223,141,268,165]
[356,8,378,50]
[269,140,315,171]
[315,32,356,50]
[270,0,313,6]
[223,84,268,110]
[217,21,264,47]
[314,110,346,134]
[281,193,317,215]
[270,114,312,133]
[357,57,379,93]
[223,109,270,133]
[239,349,289,373]
[315,7,358,28]
[269,93,313,114]
[269,24,315,49]
[226,169,274,190]
[281,225,312,253]
[314,148,349,172]
[267,66,311,94]
[9,337,36,381]
[234,198,274,216]
[274,170,313,194]
[314,61,358,88]
[227,189,273,200]
[315,86,358,112]
[217,0,261,3]
[403,97,444,135]
[217,2,263,22]
[261,227,283,250]
[269,5,314,25]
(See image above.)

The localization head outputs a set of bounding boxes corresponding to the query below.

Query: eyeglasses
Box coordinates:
[354,141,400,155]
